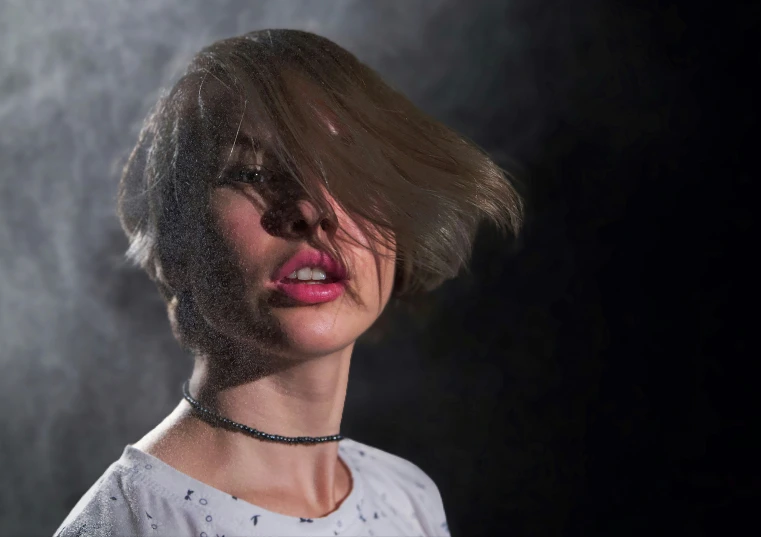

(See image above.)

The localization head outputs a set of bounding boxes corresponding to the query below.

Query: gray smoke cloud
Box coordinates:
[0,0,557,533]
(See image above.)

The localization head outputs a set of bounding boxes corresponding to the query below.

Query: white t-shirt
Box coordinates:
[54,437,450,537]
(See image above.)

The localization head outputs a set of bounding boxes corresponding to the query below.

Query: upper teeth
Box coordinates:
[287,267,328,281]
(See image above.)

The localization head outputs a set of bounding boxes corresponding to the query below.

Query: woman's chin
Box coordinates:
[275,333,353,358]
[274,309,365,357]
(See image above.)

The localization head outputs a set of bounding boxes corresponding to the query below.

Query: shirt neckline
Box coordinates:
[121,437,365,534]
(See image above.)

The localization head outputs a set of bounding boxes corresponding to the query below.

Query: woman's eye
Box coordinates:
[238,168,267,184]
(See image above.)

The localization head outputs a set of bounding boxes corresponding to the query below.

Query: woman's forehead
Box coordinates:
[218,110,344,167]
[191,67,350,173]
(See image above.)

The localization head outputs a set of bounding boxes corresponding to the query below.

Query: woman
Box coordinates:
[55,29,522,537]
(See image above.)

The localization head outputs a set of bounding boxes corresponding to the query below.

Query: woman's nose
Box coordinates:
[285,198,336,237]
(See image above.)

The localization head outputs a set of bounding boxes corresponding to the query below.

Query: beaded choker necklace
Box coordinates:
[181,380,344,445]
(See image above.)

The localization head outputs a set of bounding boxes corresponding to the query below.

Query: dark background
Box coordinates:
[0,0,753,535]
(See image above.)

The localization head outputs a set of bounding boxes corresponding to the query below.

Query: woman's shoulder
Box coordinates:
[53,445,195,537]
[339,438,446,506]
[341,437,440,489]
[340,437,450,535]
[53,447,144,536]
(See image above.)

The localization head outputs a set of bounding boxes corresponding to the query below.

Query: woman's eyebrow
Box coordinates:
[223,133,269,168]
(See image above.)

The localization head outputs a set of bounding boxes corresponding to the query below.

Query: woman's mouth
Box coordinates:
[274,268,346,304]
[270,250,349,305]
[283,267,338,283]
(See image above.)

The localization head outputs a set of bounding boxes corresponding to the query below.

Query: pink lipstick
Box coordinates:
[269,249,348,305]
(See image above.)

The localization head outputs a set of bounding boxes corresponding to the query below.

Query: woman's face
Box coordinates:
[201,142,396,359]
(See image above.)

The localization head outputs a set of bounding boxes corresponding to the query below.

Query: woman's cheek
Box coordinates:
[212,193,270,269]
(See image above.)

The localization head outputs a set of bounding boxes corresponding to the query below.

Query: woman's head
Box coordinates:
[118,29,522,358]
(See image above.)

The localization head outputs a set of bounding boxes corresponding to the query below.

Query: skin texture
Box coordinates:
[134,130,397,517]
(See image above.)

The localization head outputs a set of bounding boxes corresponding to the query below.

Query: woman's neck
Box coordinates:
[133,344,355,517]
